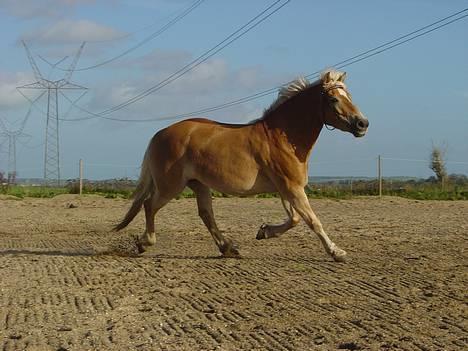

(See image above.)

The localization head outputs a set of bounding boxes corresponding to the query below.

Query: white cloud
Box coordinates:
[108,84,139,106]
[21,19,125,45]
[71,48,290,125]
[125,49,282,96]
[107,50,232,100]
[157,58,229,94]
[132,49,192,72]
[0,0,98,19]
[0,71,34,110]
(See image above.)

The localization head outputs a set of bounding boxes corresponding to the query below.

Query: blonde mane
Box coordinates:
[261,69,345,118]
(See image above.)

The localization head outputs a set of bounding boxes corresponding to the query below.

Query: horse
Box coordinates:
[114,70,369,262]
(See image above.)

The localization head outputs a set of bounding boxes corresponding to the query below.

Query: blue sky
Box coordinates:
[0,0,467,180]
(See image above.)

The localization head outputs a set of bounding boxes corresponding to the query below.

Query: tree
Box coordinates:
[429,144,447,186]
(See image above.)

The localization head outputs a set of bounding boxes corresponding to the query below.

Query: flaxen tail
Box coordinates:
[113,150,153,231]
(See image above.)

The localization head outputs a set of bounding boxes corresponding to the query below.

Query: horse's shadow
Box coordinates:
[0,248,243,260]
[0,248,98,257]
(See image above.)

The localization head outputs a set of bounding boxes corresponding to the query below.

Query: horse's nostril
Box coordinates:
[357,119,369,129]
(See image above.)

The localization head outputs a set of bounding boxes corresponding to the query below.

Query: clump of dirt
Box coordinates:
[99,235,142,257]
[338,341,362,350]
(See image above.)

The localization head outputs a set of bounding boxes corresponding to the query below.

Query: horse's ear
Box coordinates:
[322,71,332,83]
[338,72,347,82]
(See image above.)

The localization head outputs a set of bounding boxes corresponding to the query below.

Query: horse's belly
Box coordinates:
[189,164,276,195]
[212,175,276,195]
[208,177,276,196]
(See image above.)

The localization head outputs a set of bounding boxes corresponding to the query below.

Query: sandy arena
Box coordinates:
[0,195,466,350]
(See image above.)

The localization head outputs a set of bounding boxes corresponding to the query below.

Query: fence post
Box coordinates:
[378,155,382,198]
[79,159,83,196]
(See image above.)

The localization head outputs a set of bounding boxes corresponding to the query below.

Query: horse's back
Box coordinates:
[151,117,255,152]
[150,118,250,155]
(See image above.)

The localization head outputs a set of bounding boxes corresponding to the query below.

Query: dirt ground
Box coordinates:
[0,195,466,351]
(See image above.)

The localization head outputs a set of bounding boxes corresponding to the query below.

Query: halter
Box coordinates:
[321,84,349,131]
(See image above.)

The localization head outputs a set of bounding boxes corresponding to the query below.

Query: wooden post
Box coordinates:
[378,155,382,198]
[79,159,83,196]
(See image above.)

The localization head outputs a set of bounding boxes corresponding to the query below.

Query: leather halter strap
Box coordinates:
[321,84,350,130]
[323,83,347,94]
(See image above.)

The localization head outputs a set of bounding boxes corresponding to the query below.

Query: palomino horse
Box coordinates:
[115,70,368,262]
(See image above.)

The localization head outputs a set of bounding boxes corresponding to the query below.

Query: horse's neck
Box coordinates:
[262,87,323,162]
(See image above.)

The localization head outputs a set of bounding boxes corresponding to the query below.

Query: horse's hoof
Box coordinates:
[220,240,241,258]
[135,240,146,254]
[146,237,156,246]
[332,248,347,263]
[256,224,268,240]
[139,232,156,247]
[144,232,157,246]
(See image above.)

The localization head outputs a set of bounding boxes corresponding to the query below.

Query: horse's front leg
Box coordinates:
[284,187,347,262]
[256,198,300,239]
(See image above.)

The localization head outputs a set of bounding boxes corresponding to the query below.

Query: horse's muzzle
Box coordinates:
[352,116,369,137]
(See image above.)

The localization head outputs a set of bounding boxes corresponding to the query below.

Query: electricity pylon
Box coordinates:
[17,41,88,186]
[0,108,33,184]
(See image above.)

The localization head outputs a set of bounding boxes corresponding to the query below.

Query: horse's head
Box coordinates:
[321,71,368,137]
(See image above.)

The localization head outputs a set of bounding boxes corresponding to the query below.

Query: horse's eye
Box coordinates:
[329,97,339,103]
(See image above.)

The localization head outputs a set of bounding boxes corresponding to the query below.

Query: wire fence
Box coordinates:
[2,156,468,199]
[306,156,468,198]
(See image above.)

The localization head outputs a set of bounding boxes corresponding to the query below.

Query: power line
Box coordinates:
[48,0,206,72]
[99,0,290,115]
[60,7,467,123]
[81,0,207,44]
[59,0,291,121]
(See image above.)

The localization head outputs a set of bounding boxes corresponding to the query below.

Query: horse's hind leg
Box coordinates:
[139,191,173,250]
[142,196,159,245]
[188,180,240,258]
[256,197,300,239]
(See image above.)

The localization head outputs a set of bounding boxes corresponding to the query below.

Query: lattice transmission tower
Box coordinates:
[0,109,33,184]
[17,41,87,185]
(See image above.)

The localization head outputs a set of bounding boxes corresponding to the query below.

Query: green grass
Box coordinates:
[385,187,468,201]
[0,185,69,199]
[1,182,467,200]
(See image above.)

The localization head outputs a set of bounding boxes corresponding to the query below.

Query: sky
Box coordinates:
[0,0,467,180]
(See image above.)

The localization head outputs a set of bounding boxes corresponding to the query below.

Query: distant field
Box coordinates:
[2,179,468,200]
